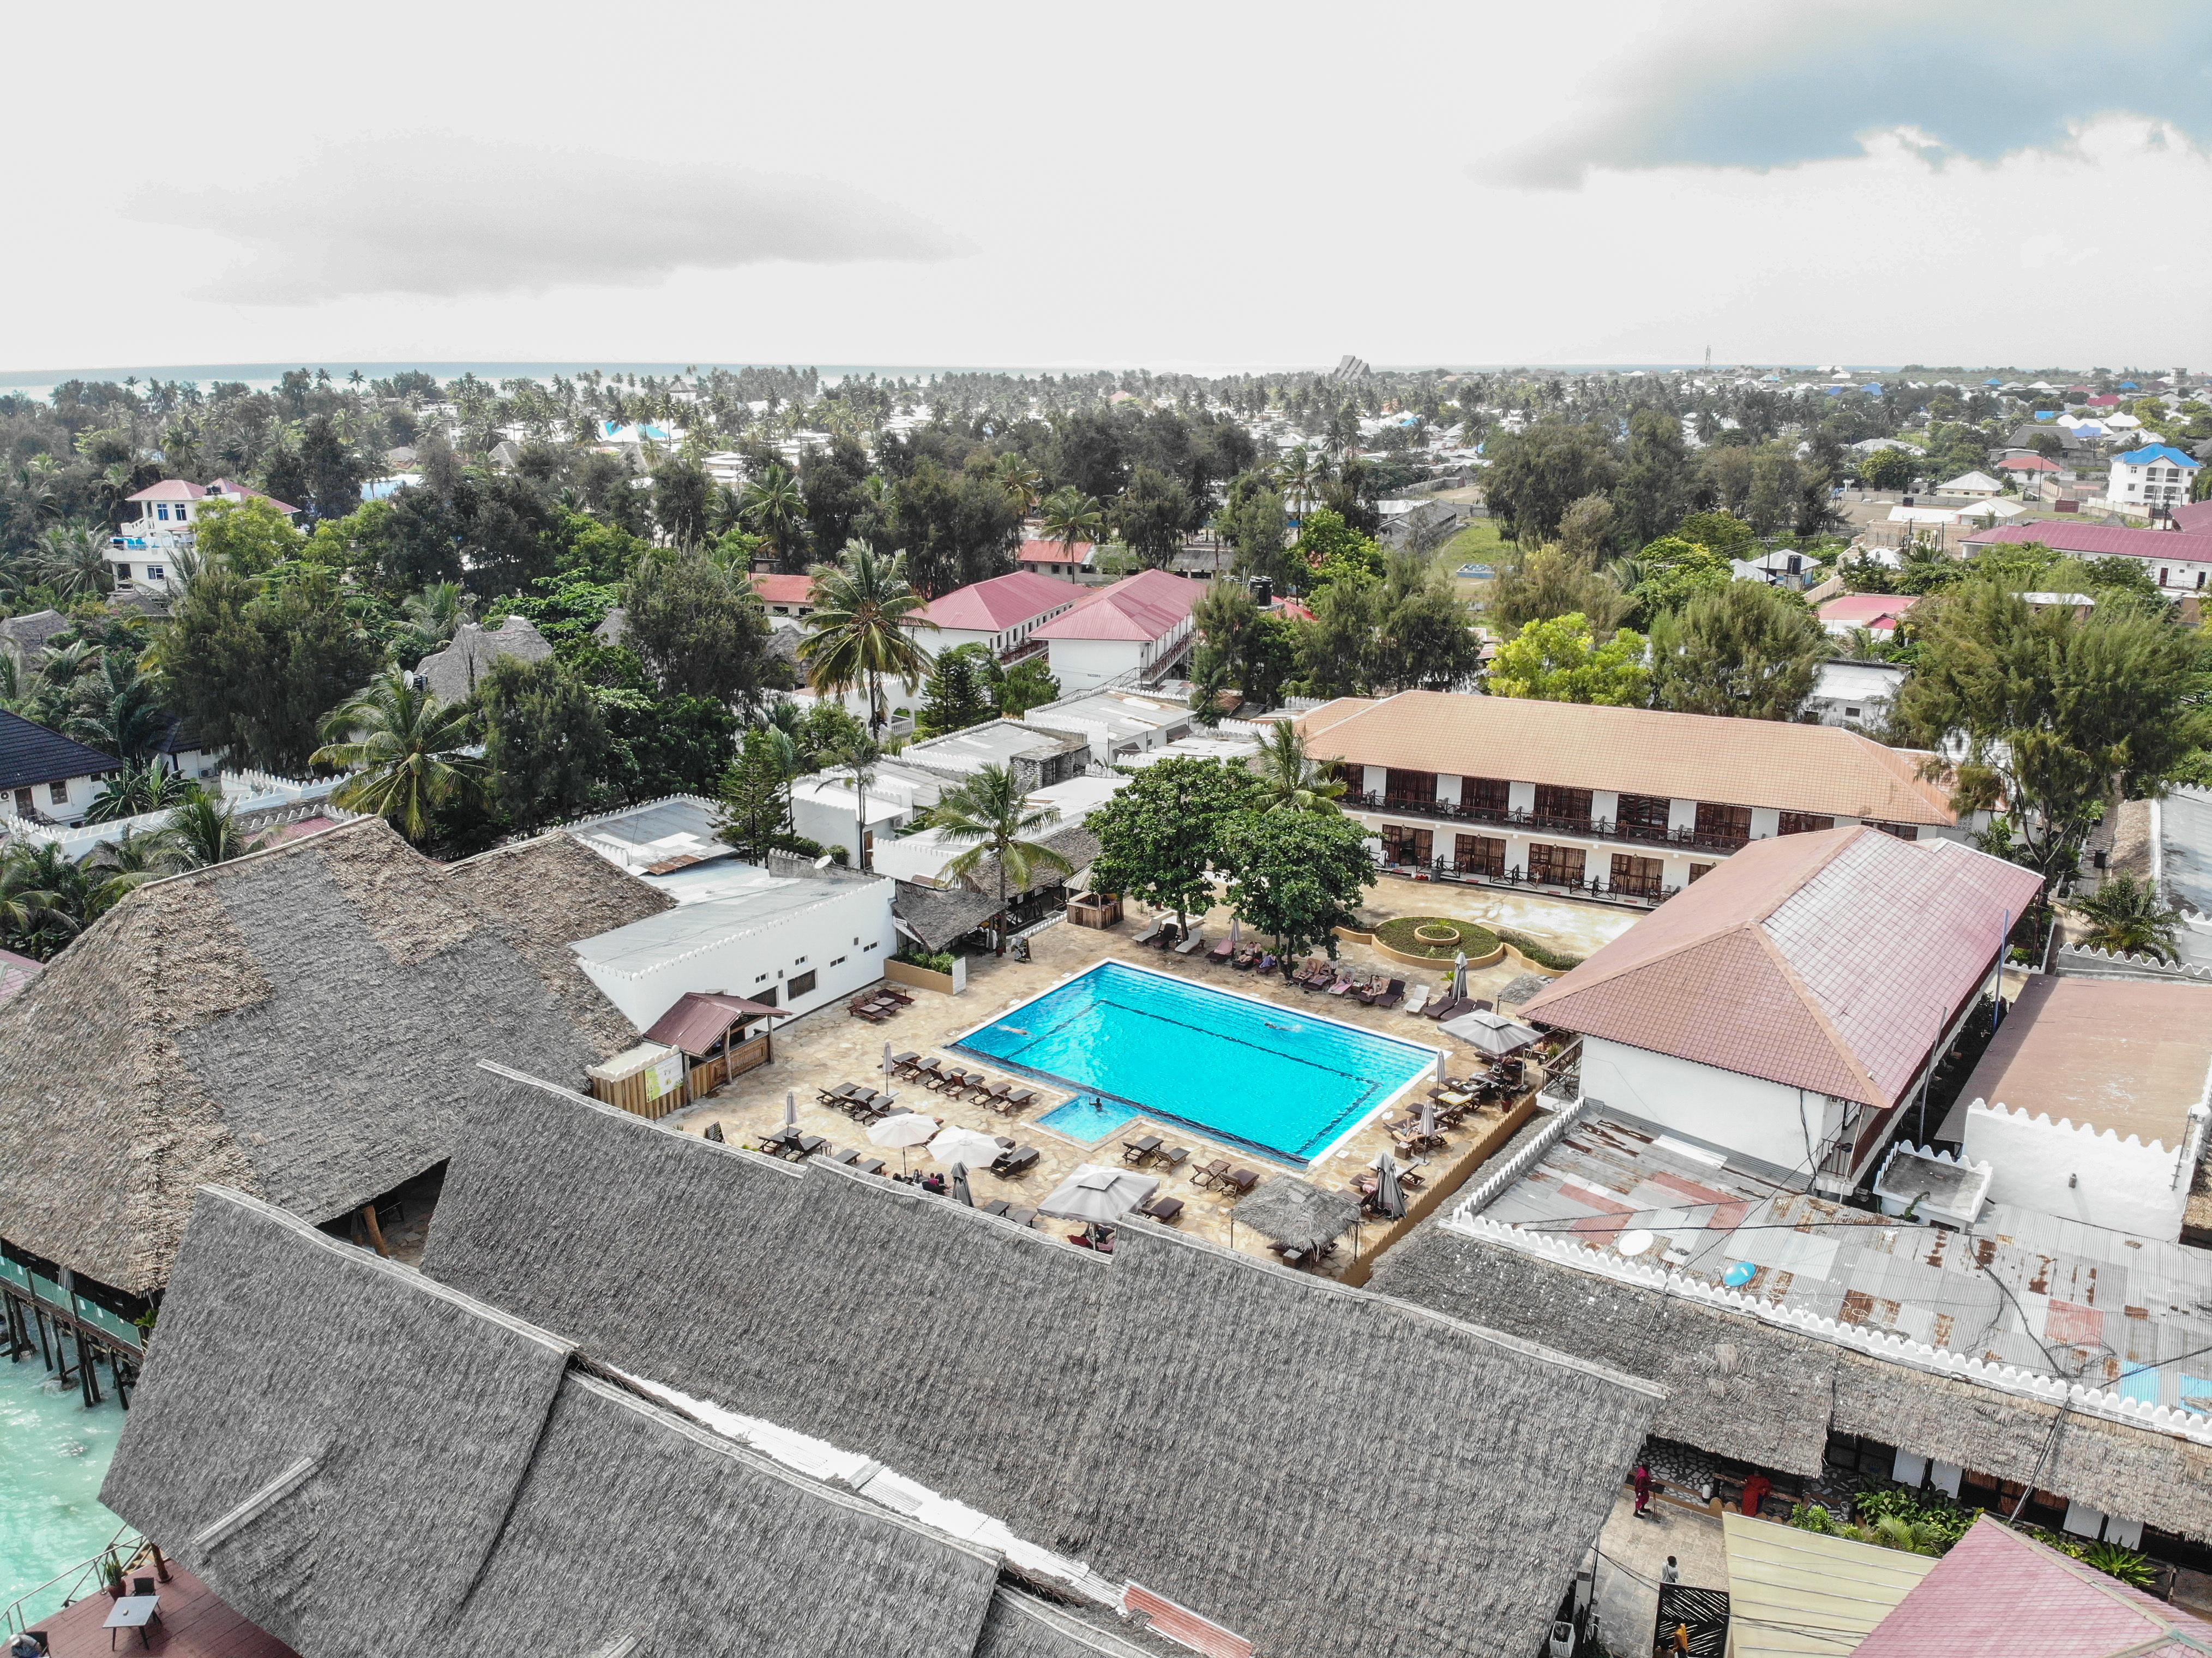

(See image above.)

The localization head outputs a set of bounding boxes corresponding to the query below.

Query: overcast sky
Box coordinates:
[9,0,2209,376]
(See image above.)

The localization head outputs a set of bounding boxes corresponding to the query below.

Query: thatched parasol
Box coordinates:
[1234,1177,1362,1255]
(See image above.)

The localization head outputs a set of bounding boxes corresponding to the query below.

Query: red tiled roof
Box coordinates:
[1854,1516,2212,1657]
[0,946,41,1007]
[1961,521,2212,563]
[127,477,299,514]
[642,990,782,1054]
[1520,827,2043,1109]
[1998,454,2060,472]
[750,573,816,606]
[1018,537,1095,564]
[920,570,1083,632]
[2173,500,2212,534]
[1818,594,1920,626]
[1033,569,1205,643]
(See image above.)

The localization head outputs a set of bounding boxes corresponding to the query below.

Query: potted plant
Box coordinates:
[103,1557,125,1600]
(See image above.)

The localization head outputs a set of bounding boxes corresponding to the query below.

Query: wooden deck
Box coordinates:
[30,1563,293,1658]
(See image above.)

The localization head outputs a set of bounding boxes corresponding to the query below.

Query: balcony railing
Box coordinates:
[1376,855,1681,909]
[1356,792,1750,857]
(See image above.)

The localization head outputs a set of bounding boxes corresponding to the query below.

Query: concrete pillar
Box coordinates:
[1748,807,1781,840]
[1667,798,1699,836]
[1435,775,1463,806]
[1507,781,1536,815]
[1591,789,1619,826]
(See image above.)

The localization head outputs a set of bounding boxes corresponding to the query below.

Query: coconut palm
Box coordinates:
[930,762,1073,948]
[829,734,884,872]
[401,581,471,658]
[65,654,170,762]
[996,455,1043,519]
[1275,446,1323,518]
[85,822,188,905]
[738,463,808,569]
[35,521,115,599]
[165,792,271,869]
[0,840,98,956]
[313,669,484,844]
[798,540,935,735]
[84,757,197,823]
[1037,487,1104,562]
[1252,720,1346,814]
[2070,873,2185,963]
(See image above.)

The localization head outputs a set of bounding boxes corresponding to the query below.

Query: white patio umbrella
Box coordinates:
[1373,1152,1408,1221]
[1420,1098,1438,1141]
[868,1109,937,1176]
[1037,1164,1159,1226]
[1434,1049,1448,1086]
[881,1041,894,1076]
[928,1127,1006,1171]
[783,1090,798,1131]
[1439,1008,1542,1056]
[1228,916,1240,950]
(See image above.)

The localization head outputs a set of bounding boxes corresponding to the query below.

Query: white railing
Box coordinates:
[0,773,357,856]
[1451,1094,1590,1218]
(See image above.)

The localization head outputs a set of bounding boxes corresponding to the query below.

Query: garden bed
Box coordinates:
[1368,916,1504,965]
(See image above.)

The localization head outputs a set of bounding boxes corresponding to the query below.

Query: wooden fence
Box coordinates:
[591,1034,772,1121]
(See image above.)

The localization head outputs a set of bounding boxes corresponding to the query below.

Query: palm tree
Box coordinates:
[930,764,1074,949]
[66,654,170,762]
[1275,446,1322,519]
[1038,487,1104,563]
[2071,873,2185,963]
[830,735,883,871]
[738,463,808,569]
[313,669,484,844]
[996,455,1043,520]
[0,842,78,948]
[84,757,197,823]
[165,792,271,869]
[1252,720,1346,814]
[35,521,115,599]
[401,581,471,658]
[798,540,936,735]
[85,823,187,907]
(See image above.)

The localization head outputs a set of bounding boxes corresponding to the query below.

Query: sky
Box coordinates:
[8,0,2210,376]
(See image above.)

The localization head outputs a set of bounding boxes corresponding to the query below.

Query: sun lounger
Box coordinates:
[1139,1196,1185,1224]
[1327,975,1356,995]
[882,986,915,1005]
[1472,998,1493,1013]
[1131,918,1164,947]
[789,1135,827,1162]
[1373,978,1405,1009]
[1006,1205,1037,1228]
[910,1056,942,1082]
[849,1001,887,1022]
[888,1050,919,1073]
[1208,937,1235,963]
[857,1157,887,1177]
[992,1146,1040,1178]
[1403,984,1430,1016]
[1122,1134,1163,1164]
[1002,1088,1037,1113]
[1174,930,1206,956]
[1193,1158,1230,1188]
[982,1199,1012,1218]
[830,1147,860,1166]
[1223,1167,1259,1197]
[1161,1146,1190,1173]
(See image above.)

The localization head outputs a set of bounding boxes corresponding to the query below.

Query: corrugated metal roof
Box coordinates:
[1722,1512,1937,1658]
[1033,570,1205,643]
[922,571,1081,632]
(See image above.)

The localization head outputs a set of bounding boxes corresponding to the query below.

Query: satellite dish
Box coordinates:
[1723,1261,1757,1288]
[1616,1229,1655,1258]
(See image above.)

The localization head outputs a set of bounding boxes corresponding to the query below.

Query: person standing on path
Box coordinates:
[1633,1461,1654,1518]
[1661,1557,1680,1585]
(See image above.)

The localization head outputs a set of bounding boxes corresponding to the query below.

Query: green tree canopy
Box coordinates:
[1649,581,1828,722]
[716,725,796,861]
[1856,447,1916,491]
[917,644,996,736]
[1217,807,1377,974]
[1489,612,1650,706]
[624,549,773,706]
[1490,543,1630,638]
[193,496,306,578]
[478,656,612,833]
[798,540,934,733]
[1483,422,1620,543]
[1295,509,1386,592]
[315,668,484,842]
[1085,755,1262,933]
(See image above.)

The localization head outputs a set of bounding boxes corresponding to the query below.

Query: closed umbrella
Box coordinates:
[1229,916,1240,950]
[950,1163,975,1207]
[1451,951,1468,1002]
[1372,1152,1408,1220]
[1420,1098,1437,1142]
[783,1090,798,1131]
[882,1041,894,1077]
[1434,1049,1448,1086]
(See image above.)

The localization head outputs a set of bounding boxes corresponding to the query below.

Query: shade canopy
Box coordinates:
[1037,1164,1159,1225]
[928,1127,1006,1169]
[868,1112,938,1149]
[1439,1008,1542,1055]
[642,990,782,1054]
[1234,1177,1361,1253]
[1372,1154,1408,1221]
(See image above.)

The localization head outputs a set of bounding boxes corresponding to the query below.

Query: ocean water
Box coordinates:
[0,1353,125,1623]
[958,962,1435,1164]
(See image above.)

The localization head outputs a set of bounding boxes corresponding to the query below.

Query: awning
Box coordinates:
[642,990,784,1055]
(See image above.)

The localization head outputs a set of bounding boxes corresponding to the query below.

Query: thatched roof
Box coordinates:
[0,818,669,1295]
[895,882,1004,951]
[103,1188,1012,1658]
[1233,1176,1361,1252]
[1370,1218,2212,1545]
[420,1067,1664,1658]
[413,616,554,703]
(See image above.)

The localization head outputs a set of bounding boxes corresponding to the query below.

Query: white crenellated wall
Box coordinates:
[1962,1096,2209,1242]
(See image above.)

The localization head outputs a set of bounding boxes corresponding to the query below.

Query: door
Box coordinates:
[1526,843,1585,885]
[1381,824,1433,866]
[1609,853,1664,899]
[1454,834,1505,878]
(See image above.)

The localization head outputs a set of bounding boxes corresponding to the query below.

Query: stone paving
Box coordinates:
[662,887,1600,1273]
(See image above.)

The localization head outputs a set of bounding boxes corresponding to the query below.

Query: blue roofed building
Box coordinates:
[2107,443,2203,517]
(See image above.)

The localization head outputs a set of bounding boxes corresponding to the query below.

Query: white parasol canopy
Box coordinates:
[1037,1164,1159,1225]
[928,1127,1006,1169]
[868,1113,938,1149]
[1439,1008,1541,1056]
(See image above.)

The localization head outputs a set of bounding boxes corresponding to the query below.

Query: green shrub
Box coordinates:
[1494,927,1583,972]
[1372,916,1501,960]
[893,947,955,975]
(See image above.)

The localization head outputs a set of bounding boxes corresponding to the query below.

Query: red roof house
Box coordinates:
[916,570,1083,653]
[126,477,300,518]
[1032,569,1208,690]
[1854,1516,2212,1657]
[1997,454,2061,473]
[1018,537,1096,574]
[1817,593,1921,636]
[749,573,818,614]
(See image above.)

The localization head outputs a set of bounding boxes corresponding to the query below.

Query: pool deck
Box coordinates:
[664,891,1567,1277]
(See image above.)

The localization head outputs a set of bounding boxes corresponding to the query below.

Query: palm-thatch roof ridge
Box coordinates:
[1369,1217,2212,1543]
[976,1588,1187,1658]
[0,817,670,1295]
[1231,1176,1361,1253]
[102,1187,1013,1658]
[420,1065,1665,1658]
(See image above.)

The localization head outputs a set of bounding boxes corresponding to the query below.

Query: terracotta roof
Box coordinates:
[1961,521,2212,564]
[750,573,816,606]
[1953,975,2212,1148]
[920,570,1081,633]
[641,989,783,1054]
[1018,538,1095,564]
[1294,690,1959,826]
[1520,827,2043,1109]
[1819,594,1920,627]
[1854,1515,2212,1657]
[2173,501,2212,534]
[1998,454,2061,472]
[1033,569,1206,644]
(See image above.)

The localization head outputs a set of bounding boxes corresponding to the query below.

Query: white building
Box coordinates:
[112,477,301,592]
[2106,444,2202,516]
[913,571,1082,660]
[1030,569,1206,694]
[1017,537,1098,580]
[1020,688,1194,766]
[1934,470,2004,498]
[867,773,1116,889]
[569,861,895,1032]
[1520,826,2043,1194]
[1945,977,2212,1242]
[1806,659,1906,730]
[0,710,119,825]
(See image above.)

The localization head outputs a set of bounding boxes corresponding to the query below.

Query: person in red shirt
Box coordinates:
[1633,1462,1654,1517]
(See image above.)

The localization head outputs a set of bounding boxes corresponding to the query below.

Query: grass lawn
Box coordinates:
[1439,518,1508,608]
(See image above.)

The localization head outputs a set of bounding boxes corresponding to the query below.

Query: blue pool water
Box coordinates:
[958,962,1436,1164]
[0,1355,125,1623]
[1036,1094,1143,1143]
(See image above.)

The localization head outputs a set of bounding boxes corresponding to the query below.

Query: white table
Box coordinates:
[103,1594,159,1650]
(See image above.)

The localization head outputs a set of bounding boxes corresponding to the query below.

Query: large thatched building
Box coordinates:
[104,1187,1177,1658]
[409,1064,1664,1658]
[0,818,669,1304]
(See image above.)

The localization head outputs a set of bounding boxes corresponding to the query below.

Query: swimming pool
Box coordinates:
[955,961,1438,1164]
